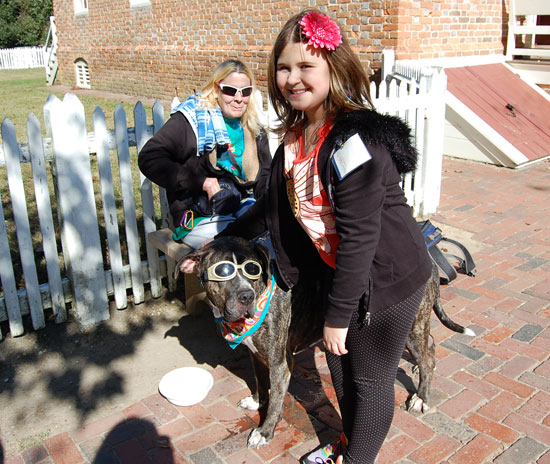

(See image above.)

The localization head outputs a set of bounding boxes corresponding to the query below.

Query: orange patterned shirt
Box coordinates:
[283,121,340,269]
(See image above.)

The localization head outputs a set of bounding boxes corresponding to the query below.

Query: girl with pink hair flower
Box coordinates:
[188,8,432,464]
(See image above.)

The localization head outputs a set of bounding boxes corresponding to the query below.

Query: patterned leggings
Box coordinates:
[326,283,426,464]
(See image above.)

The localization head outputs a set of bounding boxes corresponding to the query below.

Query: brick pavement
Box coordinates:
[5,156,550,463]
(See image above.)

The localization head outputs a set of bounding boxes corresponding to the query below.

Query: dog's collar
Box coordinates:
[215,275,276,349]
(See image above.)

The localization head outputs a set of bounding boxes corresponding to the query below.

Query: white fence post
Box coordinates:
[93,106,128,310]
[44,94,72,294]
[1,118,45,330]
[151,100,177,292]
[0,187,24,338]
[135,101,163,299]
[27,113,67,323]
[114,104,145,304]
[48,94,109,328]
[381,49,395,82]
[418,68,447,217]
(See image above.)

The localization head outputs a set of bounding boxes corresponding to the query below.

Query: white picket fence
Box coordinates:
[382,52,448,217]
[0,46,46,70]
[0,70,446,339]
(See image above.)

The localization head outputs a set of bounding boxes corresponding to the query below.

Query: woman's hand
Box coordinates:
[202,177,221,200]
[323,325,349,356]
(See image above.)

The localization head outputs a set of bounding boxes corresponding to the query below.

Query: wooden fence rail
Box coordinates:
[0,70,446,339]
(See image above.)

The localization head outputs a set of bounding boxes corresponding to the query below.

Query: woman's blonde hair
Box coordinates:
[199,59,263,136]
[267,9,374,133]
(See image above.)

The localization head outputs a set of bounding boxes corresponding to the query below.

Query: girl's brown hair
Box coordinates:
[267,9,374,134]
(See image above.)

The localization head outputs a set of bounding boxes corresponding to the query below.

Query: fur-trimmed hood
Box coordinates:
[326,109,418,174]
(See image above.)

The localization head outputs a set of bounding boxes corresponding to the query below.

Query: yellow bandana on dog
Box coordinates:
[215,276,276,349]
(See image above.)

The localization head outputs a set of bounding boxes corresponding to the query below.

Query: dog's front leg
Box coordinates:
[239,353,270,411]
[247,351,291,448]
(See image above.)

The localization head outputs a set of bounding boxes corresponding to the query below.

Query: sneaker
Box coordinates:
[301,433,347,464]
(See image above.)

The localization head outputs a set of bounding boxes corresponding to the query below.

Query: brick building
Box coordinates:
[52,0,510,101]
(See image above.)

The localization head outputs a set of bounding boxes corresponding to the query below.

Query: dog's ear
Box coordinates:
[174,247,209,280]
[252,240,272,283]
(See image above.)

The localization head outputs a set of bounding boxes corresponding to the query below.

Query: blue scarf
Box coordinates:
[171,94,230,155]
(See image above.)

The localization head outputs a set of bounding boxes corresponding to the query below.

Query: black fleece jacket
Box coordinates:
[138,112,272,225]
[218,109,432,328]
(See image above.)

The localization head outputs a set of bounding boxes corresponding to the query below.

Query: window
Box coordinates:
[74,0,88,14]
[75,59,90,89]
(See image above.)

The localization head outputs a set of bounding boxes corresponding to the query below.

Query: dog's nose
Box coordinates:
[237,289,255,307]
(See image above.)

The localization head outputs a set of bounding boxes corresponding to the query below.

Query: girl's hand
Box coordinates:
[323,325,348,356]
[202,177,221,200]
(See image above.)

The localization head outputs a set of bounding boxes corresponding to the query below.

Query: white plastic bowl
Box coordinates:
[158,367,214,407]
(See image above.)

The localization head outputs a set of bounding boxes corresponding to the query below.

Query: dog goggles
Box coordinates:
[200,260,262,282]
[217,83,253,97]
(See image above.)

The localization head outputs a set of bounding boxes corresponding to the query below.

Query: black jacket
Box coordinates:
[138,111,272,225]
[218,109,432,328]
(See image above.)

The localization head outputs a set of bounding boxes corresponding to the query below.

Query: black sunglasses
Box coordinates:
[217,83,253,97]
[200,260,262,283]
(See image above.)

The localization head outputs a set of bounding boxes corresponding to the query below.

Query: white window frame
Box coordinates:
[74,0,88,14]
[75,59,91,89]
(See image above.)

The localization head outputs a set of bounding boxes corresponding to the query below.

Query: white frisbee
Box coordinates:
[158,367,214,407]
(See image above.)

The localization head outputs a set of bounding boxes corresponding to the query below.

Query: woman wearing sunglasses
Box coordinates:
[138,59,272,248]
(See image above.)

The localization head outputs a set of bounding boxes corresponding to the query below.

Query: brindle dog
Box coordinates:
[180,236,474,448]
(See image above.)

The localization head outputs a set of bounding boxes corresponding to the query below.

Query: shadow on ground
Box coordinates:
[0,285,203,455]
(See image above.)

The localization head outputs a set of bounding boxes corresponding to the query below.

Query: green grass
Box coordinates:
[0,69,58,139]
[0,68,164,293]
[0,68,157,139]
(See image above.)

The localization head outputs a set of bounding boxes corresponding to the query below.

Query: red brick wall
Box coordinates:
[390,0,507,59]
[52,0,509,100]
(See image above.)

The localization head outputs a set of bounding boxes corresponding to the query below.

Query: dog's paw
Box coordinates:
[407,393,431,414]
[239,396,260,411]
[247,429,269,448]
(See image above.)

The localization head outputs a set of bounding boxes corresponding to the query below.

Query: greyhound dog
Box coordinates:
[180,236,474,448]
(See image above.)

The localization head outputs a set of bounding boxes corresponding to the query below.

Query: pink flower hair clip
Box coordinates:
[299,11,342,51]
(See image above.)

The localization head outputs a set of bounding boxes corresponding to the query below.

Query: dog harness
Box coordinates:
[215,275,276,349]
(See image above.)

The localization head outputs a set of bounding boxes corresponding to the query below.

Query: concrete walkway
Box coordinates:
[4,156,550,463]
